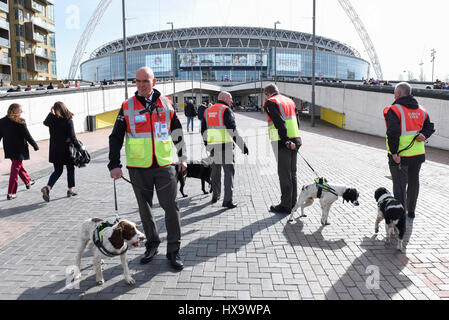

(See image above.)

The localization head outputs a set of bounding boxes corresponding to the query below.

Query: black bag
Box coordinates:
[69,139,91,168]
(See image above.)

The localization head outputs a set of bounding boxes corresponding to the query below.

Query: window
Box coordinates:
[51,63,57,75]
[15,40,25,53]
[49,34,55,48]
[14,24,25,37]
[13,0,24,5]
[14,8,24,22]
[50,51,56,61]
[48,5,55,21]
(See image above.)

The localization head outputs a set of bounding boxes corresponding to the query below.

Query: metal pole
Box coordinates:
[274,21,280,84]
[190,49,194,103]
[122,0,128,99]
[167,22,176,109]
[431,48,436,83]
[260,48,264,109]
[311,0,316,127]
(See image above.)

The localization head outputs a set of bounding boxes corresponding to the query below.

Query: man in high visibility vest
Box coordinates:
[264,84,302,215]
[383,82,435,219]
[108,67,187,270]
[201,91,249,209]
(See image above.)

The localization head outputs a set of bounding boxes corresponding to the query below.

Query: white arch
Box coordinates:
[337,0,384,80]
[67,0,112,79]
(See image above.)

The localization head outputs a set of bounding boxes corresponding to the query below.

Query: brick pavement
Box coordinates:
[0,111,448,300]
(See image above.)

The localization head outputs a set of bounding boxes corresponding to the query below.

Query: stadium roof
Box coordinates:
[90,26,361,59]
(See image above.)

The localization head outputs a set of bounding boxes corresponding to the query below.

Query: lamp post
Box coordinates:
[167,22,176,109]
[122,0,128,99]
[311,0,316,127]
[260,48,265,109]
[274,21,280,84]
[431,48,436,83]
[188,49,194,104]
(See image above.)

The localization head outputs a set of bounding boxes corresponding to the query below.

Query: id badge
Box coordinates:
[135,115,147,123]
[155,122,169,141]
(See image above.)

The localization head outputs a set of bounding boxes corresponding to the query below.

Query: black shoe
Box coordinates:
[166,250,184,270]
[7,194,17,200]
[211,195,220,204]
[41,186,50,202]
[67,190,78,197]
[408,212,415,219]
[140,247,158,264]
[270,205,290,214]
[222,201,237,209]
[26,180,35,189]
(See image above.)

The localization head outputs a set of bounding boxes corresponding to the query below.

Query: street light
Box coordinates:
[122,0,128,99]
[431,48,436,83]
[311,0,316,127]
[167,22,176,109]
[274,21,280,84]
[259,48,265,109]
[188,49,194,104]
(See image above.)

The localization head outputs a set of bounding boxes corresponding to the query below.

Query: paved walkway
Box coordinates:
[0,112,449,300]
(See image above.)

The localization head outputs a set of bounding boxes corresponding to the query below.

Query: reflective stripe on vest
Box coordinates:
[265,95,300,141]
[205,103,234,145]
[386,104,426,157]
[123,96,174,168]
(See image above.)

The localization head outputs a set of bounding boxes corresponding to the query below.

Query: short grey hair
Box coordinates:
[395,82,412,97]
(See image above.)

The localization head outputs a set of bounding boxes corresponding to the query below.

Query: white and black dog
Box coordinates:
[288,178,360,226]
[374,187,406,252]
[75,218,145,285]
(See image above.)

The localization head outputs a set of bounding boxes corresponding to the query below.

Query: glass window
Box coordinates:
[15,40,25,53]
[14,8,24,21]
[48,5,55,21]
[49,34,56,48]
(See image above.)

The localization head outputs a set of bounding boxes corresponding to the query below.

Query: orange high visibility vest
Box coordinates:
[205,103,235,145]
[264,94,300,141]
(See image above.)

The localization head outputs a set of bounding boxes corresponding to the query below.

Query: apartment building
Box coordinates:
[0,0,11,84]
[9,0,56,82]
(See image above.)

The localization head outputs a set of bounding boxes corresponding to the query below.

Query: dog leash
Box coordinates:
[298,152,338,197]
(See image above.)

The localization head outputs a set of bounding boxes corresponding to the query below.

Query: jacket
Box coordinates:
[184,102,197,117]
[108,89,186,171]
[197,105,206,121]
[265,93,302,149]
[384,95,435,166]
[44,113,80,164]
[0,116,38,160]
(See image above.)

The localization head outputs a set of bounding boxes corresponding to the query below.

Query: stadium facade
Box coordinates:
[80,26,370,83]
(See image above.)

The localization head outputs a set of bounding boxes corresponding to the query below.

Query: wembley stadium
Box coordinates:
[80,26,370,83]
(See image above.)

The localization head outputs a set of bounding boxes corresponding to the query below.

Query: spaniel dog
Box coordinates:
[288,178,360,226]
[374,187,406,252]
[75,218,145,285]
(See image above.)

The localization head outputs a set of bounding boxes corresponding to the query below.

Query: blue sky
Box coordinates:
[55,0,449,81]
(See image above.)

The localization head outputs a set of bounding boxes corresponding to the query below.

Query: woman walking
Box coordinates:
[0,104,39,200]
[41,102,81,202]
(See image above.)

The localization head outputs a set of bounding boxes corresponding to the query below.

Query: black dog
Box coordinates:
[175,160,212,197]
[374,187,406,252]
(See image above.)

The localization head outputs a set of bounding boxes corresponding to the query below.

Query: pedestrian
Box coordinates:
[263,83,302,214]
[197,102,207,133]
[41,102,81,202]
[108,66,187,270]
[383,82,435,218]
[0,104,39,200]
[47,83,54,90]
[201,91,249,209]
[57,81,65,89]
[184,99,197,133]
[25,84,32,91]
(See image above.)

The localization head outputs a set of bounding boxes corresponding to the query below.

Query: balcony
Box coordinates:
[32,17,55,33]
[0,1,8,14]
[0,73,11,81]
[25,22,45,43]
[0,18,9,32]
[26,53,48,73]
[27,48,49,61]
[0,37,8,48]
[0,56,11,66]
[24,0,44,14]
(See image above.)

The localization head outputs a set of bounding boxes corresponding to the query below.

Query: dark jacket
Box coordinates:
[184,102,197,117]
[44,113,80,165]
[264,93,302,150]
[385,95,435,166]
[108,89,186,171]
[0,116,39,160]
[197,105,206,121]
[201,100,248,153]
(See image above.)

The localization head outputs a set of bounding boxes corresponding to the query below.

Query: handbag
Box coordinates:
[69,139,91,168]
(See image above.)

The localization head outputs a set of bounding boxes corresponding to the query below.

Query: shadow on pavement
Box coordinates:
[283,221,347,250]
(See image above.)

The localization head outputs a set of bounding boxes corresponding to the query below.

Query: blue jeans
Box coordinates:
[187,117,194,132]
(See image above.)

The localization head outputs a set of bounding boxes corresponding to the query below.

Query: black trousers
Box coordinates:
[128,166,181,253]
[389,162,422,215]
[47,163,75,189]
[272,143,298,209]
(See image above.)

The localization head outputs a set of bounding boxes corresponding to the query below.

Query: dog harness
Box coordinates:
[315,178,338,198]
[92,221,128,257]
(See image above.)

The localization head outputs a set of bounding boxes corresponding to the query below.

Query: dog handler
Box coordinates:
[263,84,302,215]
[383,82,435,219]
[201,91,249,208]
[108,67,187,270]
